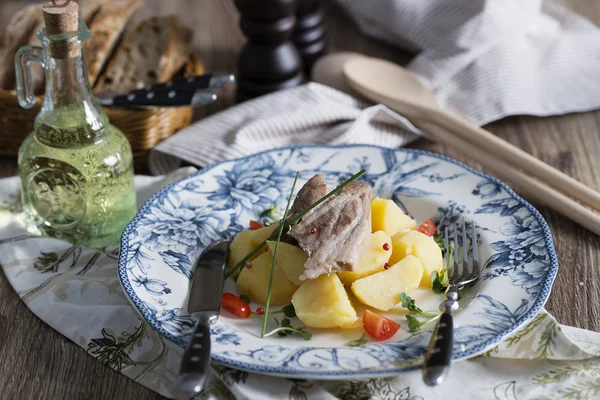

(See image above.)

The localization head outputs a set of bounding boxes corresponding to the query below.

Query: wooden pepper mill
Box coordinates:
[234,0,304,102]
[293,0,327,75]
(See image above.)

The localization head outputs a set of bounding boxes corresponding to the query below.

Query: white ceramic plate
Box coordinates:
[118,145,557,379]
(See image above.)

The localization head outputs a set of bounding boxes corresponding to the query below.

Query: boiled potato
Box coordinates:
[351,255,424,311]
[338,231,392,285]
[342,289,369,329]
[236,251,297,305]
[389,230,443,287]
[371,198,416,236]
[227,225,277,275]
[292,273,358,328]
[266,241,307,286]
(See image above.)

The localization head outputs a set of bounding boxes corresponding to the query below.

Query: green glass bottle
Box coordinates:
[15,2,136,249]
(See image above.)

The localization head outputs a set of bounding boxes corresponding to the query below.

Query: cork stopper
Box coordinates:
[42,1,80,58]
[43,0,79,35]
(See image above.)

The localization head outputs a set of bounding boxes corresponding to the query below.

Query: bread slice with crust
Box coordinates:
[94,15,192,93]
[0,5,42,89]
[84,0,144,86]
[24,0,105,93]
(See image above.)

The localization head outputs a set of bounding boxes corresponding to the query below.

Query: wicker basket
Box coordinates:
[0,58,203,172]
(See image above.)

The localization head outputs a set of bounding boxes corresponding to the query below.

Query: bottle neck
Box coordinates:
[38,43,107,134]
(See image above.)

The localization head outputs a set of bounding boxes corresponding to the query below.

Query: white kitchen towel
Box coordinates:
[2,172,600,400]
[148,84,418,175]
[335,0,600,125]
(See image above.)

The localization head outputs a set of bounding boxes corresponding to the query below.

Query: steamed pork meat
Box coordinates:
[288,179,373,280]
[289,174,328,218]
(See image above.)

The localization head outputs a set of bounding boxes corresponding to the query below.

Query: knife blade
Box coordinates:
[96,73,235,108]
[178,240,229,395]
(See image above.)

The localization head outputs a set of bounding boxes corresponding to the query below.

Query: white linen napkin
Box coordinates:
[335,0,600,125]
[2,174,600,400]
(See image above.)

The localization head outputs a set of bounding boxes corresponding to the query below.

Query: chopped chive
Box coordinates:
[261,172,300,338]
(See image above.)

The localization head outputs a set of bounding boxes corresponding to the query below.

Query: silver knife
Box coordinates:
[178,240,229,395]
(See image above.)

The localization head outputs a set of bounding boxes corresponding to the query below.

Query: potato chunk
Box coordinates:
[266,241,307,286]
[292,274,358,328]
[227,225,277,275]
[389,230,443,287]
[371,198,416,236]
[236,252,297,306]
[338,231,392,285]
[351,255,424,311]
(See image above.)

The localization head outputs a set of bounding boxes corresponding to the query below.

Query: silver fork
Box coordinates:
[422,221,480,386]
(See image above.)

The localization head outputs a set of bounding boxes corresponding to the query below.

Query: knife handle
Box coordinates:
[179,314,214,395]
[108,90,217,108]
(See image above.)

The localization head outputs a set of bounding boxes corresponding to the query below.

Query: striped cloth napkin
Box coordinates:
[149,0,600,174]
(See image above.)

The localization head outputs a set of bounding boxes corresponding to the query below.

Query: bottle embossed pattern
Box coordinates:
[16,14,136,248]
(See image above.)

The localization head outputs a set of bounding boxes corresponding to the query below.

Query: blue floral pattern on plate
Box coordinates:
[118,145,558,379]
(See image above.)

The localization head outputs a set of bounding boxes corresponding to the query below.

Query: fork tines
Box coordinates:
[444,221,480,285]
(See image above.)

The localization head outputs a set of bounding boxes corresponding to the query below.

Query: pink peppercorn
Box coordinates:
[383,243,390,251]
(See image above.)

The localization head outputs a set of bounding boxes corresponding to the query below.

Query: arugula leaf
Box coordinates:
[400,292,422,313]
[406,315,422,332]
[239,294,250,304]
[347,333,368,347]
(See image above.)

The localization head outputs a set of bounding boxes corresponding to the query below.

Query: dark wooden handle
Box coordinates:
[178,315,212,395]
[422,312,453,386]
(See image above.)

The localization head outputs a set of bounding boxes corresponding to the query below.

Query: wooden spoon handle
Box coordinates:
[415,107,600,211]
[418,120,600,236]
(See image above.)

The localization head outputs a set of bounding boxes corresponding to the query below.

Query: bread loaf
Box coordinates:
[85,0,144,86]
[94,16,193,93]
[0,5,43,89]
[26,0,134,93]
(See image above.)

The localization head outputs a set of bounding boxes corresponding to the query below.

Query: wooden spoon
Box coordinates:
[342,57,600,212]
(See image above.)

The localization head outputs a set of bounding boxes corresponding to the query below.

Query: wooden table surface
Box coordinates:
[1,0,599,398]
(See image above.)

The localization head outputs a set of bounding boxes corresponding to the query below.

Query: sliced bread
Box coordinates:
[84,0,144,86]
[0,5,43,89]
[94,15,193,94]
[26,0,115,93]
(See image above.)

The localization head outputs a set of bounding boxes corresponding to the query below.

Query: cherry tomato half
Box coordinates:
[249,220,264,230]
[362,309,400,341]
[222,293,251,318]
[417,218,436,237]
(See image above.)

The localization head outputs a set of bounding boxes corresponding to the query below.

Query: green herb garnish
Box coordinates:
[406,313,442,332]
[400,292,440,332]
[431,270,446,294]
[269,303,296,318]
[406,315,422,332]
[433,229,444,252]
[239,294,250,304]
[399,292,422,313]
[264,317,312,340]
[347,333,368,347]
[399,293,437,318]
[261,172,299,338]
[225,169,366,279]
[260,205,282,226]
